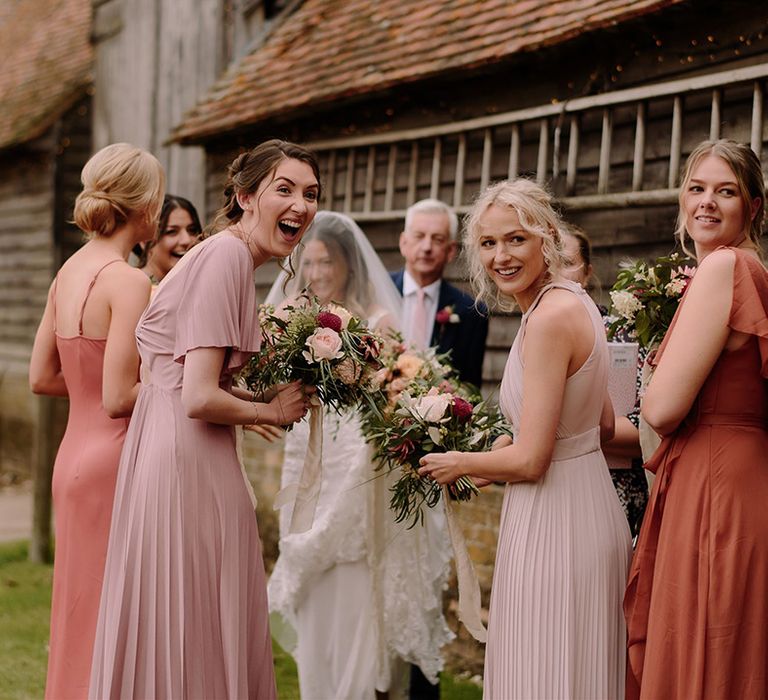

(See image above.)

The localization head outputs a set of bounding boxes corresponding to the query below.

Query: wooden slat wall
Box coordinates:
[0,146,55,357]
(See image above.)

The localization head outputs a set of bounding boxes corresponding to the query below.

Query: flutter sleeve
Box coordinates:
[173,236,261,373]
[729,249,768,377]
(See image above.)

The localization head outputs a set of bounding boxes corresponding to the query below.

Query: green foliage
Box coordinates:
[607,253,696,349]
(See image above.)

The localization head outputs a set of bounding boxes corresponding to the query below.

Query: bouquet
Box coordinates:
[362,363,511,527]
[241,295,383,412]
[367,335,453,406]
[607,253,695,350]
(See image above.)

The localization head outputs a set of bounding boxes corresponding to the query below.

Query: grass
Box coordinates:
[0,541,480,699]
[0,541,52,700]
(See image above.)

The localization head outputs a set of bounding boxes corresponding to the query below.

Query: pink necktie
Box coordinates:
[411,287,428,349]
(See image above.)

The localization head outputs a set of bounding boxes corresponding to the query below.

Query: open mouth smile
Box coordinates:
[278,219,302,238]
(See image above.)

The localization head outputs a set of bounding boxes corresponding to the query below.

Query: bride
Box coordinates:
[266,211,453,699]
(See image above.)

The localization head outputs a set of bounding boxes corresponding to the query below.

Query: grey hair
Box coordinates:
[463,178,569,312]
[404,198,459,240]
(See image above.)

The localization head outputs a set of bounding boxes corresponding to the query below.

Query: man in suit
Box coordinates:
[391,199,488,700]
[391,198,488,387]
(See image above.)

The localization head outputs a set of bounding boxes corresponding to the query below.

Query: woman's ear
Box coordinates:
[750,196,762,222]
[236,190,253,213]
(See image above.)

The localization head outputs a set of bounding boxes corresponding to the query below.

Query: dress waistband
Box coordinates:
[551,426,601,461]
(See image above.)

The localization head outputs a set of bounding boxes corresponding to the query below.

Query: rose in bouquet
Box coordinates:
[363,381,511,528]
[366,333,453,409]
[607,253,696,350]
[242,295,383,413]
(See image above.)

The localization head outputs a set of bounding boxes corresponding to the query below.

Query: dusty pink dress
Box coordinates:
[46,261,128,700]
[89,235,276,699]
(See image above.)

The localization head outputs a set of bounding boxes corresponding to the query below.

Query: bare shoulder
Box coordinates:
[103,263,152,301]
[527,289,585,335]
[692,248,736,283]
[110,262,151,287]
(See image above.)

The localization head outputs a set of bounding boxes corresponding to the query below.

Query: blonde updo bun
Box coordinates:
[73,143,165,238]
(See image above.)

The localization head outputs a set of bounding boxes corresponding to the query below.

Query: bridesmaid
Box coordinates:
[419,178,631,699]
[89,140,318,699]
[29,143,164,699]
[625,139,768,698]
[136,194,202,284]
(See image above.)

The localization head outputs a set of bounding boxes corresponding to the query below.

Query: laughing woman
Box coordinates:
[136,194,202,284]
[89,140,319,700]
[419,178,631,700]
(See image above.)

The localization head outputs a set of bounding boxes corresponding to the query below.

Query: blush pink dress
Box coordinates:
[45,260,129,700]
[484,281,631,699]
[89,235,276,699]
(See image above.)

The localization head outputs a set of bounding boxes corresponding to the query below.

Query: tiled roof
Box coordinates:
[0,0,92,151]
[174,0,683,144]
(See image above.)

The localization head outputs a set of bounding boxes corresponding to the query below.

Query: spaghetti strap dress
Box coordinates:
[89,235,276,700]
[624,247,768,699]
[484,280,631,700]
[45,260,128,700]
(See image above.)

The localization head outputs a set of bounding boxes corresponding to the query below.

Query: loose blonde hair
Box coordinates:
[463,178,569,311]
[676,139,766,259]
[73,143,165,238]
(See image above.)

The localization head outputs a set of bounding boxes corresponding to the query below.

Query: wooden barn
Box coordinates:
[0,0,93,557]
[4,0,768,671]
[171,0,768,669]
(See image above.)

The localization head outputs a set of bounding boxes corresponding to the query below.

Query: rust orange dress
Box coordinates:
[624,247,768,699]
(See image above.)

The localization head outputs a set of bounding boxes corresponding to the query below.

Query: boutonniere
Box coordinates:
[435,305,460,326]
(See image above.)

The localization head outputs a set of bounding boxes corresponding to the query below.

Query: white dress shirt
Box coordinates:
[402,271,441,348]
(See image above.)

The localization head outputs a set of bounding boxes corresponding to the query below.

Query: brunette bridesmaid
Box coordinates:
[90,140,318,699]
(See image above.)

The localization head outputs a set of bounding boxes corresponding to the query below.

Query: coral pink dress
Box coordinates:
[45,260,129,700]
[89,235,276,699]
[625,248,768,699]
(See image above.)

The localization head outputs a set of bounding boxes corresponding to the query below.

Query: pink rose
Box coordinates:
[303,328,344,363]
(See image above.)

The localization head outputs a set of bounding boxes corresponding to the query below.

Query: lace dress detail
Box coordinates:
[268,309,452,696]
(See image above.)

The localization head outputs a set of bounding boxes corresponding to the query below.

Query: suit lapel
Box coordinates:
[392,269,405,295]
[432,280,457,347]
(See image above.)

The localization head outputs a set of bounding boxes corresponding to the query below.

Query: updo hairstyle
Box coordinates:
[463,178,569,311]
[207,139,321,237]
[73,143,165,239]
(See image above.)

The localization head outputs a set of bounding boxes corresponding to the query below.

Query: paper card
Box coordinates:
[606,342,639,470]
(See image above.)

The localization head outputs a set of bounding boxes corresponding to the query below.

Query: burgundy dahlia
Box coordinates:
[451,396,474,423]
[317,312,342,333]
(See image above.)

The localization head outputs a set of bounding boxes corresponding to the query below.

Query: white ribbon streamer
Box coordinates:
[443,486,487,643]
[274,402,323,534]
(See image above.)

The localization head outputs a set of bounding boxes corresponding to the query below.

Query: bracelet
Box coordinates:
[251,401,260,425]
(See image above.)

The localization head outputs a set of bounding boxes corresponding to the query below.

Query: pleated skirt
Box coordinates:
[484,454,631,700]
[89,385,276,700]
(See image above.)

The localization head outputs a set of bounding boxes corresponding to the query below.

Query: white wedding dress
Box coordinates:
[268,312,453,700]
